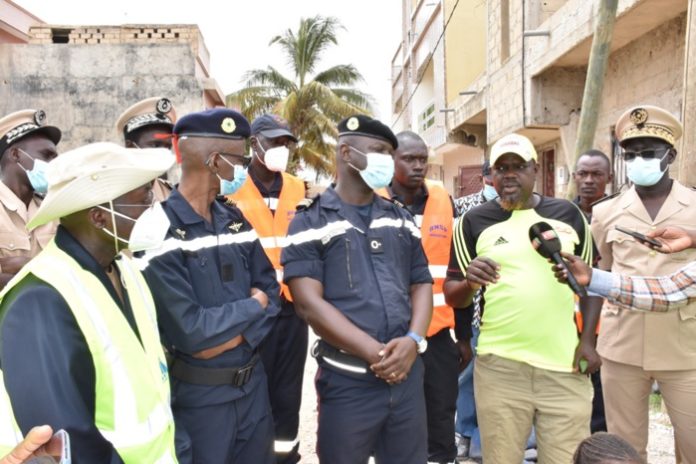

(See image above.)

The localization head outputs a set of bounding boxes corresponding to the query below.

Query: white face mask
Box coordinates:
[256,143,290,172]
[98,201,168,252]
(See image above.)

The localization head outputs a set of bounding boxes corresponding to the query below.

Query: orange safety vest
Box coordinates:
[229,172,305,300]
[377,180,454,337]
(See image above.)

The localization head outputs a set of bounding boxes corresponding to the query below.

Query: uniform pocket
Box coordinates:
[0,232,31,254]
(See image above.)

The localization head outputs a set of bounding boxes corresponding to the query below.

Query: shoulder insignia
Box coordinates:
[174,228,186,239]
[590,190,623,208]
[386,197,406,209]
[296,197,315,211]
[228,222,243,233]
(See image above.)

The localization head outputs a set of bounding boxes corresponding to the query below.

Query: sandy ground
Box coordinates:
[296,334,676,463]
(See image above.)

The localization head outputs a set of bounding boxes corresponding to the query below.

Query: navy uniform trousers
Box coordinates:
[316,356,427,464]
[260,297,309,463]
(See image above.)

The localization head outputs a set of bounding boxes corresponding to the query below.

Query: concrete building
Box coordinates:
[393,0,696,197]
[0,0,42,44]
[391,0,488,197]
[0,20,225,150]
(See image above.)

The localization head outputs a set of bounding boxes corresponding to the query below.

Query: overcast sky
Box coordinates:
[15,0,402,120]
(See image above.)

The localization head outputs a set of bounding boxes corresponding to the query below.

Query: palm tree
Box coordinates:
[227,16,373,176]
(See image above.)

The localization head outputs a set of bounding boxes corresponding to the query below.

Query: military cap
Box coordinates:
[489,133,538,166]
[337,115,398,149]
[174,108,250,140]
[615,105,683,147]
[251,114,297,142]
[0,109,61,155]
[115,97,177,136]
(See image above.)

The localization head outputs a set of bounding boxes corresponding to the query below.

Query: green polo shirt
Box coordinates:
[452,195,593,372]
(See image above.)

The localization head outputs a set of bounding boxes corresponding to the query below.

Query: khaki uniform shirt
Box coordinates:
[0,182,56,273]
[591,181,696,370]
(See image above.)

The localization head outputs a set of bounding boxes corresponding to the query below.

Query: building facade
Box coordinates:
[393,0,696,197]
[0,20,225,150]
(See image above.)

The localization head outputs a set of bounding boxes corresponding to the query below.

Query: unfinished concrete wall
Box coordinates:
[0,43,209,150]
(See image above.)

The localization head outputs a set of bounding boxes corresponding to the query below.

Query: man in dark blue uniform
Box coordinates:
[137,109,281,463]
[282,115,433,464]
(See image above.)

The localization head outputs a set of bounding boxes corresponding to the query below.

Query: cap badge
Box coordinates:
[346,117,359,131]
[221,117,236,134]
[34,110,46,126]
[156,98,172,114]
[630,108,648,126]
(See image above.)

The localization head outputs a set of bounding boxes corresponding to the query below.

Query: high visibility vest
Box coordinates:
[377,180,455,337]
[229,172,305,301]
[0,241,177,463]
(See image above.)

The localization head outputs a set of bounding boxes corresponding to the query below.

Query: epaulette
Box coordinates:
[215,195,235,206]
[590,189,623,208]
[387,197,406,209]
[296,197,315,211]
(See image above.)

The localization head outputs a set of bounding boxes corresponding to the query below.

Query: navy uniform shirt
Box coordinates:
[0,226,137,464]
[281,187,432,343]
[137,188,280,407]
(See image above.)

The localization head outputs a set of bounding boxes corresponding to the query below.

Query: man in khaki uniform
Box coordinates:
[592,104,696,463]
[116,97,177,202]
[0,110,60,289]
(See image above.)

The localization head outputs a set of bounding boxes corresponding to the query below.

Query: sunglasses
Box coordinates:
[621,147,671,162]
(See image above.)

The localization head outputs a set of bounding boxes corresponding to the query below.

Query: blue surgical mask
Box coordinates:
[18,149,49,194]
[482,183,498,201]
[626,152,668,187]
[217,156,247,195]
[347,146,394,190]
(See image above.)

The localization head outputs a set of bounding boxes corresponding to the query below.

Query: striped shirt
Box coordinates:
[589,262,696,312]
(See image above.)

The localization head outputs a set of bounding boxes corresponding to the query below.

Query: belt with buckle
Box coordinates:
[311,340,369,375]
[170,353,259,387]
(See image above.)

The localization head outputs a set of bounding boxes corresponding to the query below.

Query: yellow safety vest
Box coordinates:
[0,240,177,463]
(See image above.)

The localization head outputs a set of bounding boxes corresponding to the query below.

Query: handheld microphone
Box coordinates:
[529,222,587,297]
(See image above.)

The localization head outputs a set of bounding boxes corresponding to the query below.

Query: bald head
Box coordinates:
[393,131,428,190]
[396,131,427,153]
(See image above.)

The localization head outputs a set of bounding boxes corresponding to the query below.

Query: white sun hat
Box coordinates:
[28,142,174,230]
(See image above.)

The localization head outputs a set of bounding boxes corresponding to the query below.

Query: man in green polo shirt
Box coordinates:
[444,133,601,463]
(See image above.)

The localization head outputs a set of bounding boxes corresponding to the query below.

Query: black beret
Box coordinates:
[337,115,398,149]
[174,108,250,140]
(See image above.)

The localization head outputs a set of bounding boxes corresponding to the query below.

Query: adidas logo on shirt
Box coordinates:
[494,236,509,246]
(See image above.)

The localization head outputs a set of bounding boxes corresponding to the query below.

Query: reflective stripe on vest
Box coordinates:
[0,241,177,463]
[377,181,454,337]
[0,371,22,456]
[229,172,305,300]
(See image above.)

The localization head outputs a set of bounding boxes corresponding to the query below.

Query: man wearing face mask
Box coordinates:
[0,142,178,462]
[282,115,433,464]
[228,114,306,464]
[116,97,178,202]
[0,110,61,289]
[136,108,281,464]
[591,105,696,462]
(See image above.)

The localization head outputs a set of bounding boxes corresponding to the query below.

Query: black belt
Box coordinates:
[311,340,369,375]
[170,353,259,387]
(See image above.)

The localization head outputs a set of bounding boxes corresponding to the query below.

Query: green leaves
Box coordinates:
[227,15,373,176]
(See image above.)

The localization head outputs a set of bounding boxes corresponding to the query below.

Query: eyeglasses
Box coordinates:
[622,147,670,162]
[493,161,532,174]
[218,152,251,168]
[113,199,156,209]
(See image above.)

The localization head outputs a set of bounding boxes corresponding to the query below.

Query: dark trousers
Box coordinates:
[174,378,274,464]
[260,299,309,464]
[422,328,459,463]
[591,368,607,433]
[315,356,427,464]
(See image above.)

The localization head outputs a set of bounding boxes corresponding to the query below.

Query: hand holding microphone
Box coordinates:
[529,222,587,297]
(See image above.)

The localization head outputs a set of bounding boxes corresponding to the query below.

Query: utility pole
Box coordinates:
[680,0,696,186]
[568,0,619,199]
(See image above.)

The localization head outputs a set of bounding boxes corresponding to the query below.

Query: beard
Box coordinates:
[498,192,528,211]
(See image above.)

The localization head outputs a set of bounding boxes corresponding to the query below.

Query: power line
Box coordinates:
[391,0,461,128]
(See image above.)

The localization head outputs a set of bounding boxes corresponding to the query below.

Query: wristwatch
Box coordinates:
[406,331,428,354]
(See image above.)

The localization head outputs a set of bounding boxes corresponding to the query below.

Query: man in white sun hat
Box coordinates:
[0,142,178,463]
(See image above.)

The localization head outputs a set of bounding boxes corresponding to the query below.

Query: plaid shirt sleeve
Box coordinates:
[596,262,696,312]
